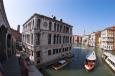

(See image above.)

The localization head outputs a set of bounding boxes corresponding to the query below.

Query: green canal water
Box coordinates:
[41,47,115,76]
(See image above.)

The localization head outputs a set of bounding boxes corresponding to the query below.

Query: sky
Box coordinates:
[3,0,115,35]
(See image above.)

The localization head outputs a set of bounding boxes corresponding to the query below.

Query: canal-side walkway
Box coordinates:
[29,64,43,76]
[3,56,22,76]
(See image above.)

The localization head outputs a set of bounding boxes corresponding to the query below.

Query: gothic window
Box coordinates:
[48,34,51,44]
[49,22,52,31]
[54,23,56,31]
[53,35,56,44]
[43,22,48,28]
[37,19,41,29]
[56,49,58,54]
[35,33,40,45]
[53,49,56,54]
[48,50,51,55]
[59,36,61,44]
[36,51,40,57]
[59,48,61,53]
[31,34,33,44]
[57,24,59,32]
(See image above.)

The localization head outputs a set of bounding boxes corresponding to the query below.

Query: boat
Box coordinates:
[51,59,68,70]
[102,52,115,71]
[84,51,96,71]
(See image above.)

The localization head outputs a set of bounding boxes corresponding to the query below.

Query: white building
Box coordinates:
[100,26,115,51]
[89,32,96,47]
[22,13,73,65]
[82,35,89,46]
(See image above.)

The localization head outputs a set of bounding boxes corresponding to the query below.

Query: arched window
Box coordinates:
[49,22,52,31]
[37,19,41,29]
[7,34,11,48]
[43,22,48,28]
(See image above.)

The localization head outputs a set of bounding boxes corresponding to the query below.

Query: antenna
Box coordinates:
[84,29,86,36]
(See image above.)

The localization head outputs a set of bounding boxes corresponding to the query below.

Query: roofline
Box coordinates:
[2,0,10,27]
[23,13,73,27]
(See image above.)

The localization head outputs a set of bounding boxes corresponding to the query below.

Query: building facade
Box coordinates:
[89,32,96,47]
[73,35,82,46]
[88,31,101,47]
[95,31,101,47]
[100,26,115,51]
[82,35,89,46]
[114,31,115,51]
[0,0,16,62]
[22,13,73,65]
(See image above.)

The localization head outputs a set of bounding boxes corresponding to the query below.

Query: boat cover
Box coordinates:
[58,60,66,64]
[86,51,96,60]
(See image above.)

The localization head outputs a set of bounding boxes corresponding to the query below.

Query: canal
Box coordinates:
[41,47,115,76]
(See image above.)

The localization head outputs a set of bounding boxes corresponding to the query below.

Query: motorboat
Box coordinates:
[102,52,115,71]
[84,51,96,71]
[51,59,68,70]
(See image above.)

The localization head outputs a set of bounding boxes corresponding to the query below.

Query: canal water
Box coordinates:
[41,47,115,76]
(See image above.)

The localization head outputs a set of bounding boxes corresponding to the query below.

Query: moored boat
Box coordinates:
[51,59,68,70]
[84,51,96,71]
[102,52,115,71]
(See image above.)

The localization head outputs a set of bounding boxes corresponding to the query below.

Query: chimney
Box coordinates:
[17,25,20,32]
[53,16,56,20]
[60,19,63,22]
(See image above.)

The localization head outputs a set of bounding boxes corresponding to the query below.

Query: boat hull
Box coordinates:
[84,64,95,71]
[52,62,68,70]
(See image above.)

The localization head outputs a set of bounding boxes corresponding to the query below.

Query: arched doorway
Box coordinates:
[0,25,7,62]
[7,34,12,58]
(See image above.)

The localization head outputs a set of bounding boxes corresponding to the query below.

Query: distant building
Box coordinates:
[95,31,101,47]
[11,28,22,51]
[114,31,115,51]
[100,26,115,51]
[89,32,96,47]
[73,35,82,46]
[82,35,89,46]
[88,31,101,47]
[0,0,16,62]
[22,13,73,65]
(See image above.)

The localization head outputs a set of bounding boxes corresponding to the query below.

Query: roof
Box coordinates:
[0,0,10,28]
[23,13,73,27]
[103,26,115,31]
[10,28,22,41]
[73,35,82,37]
[86,51,96,60]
